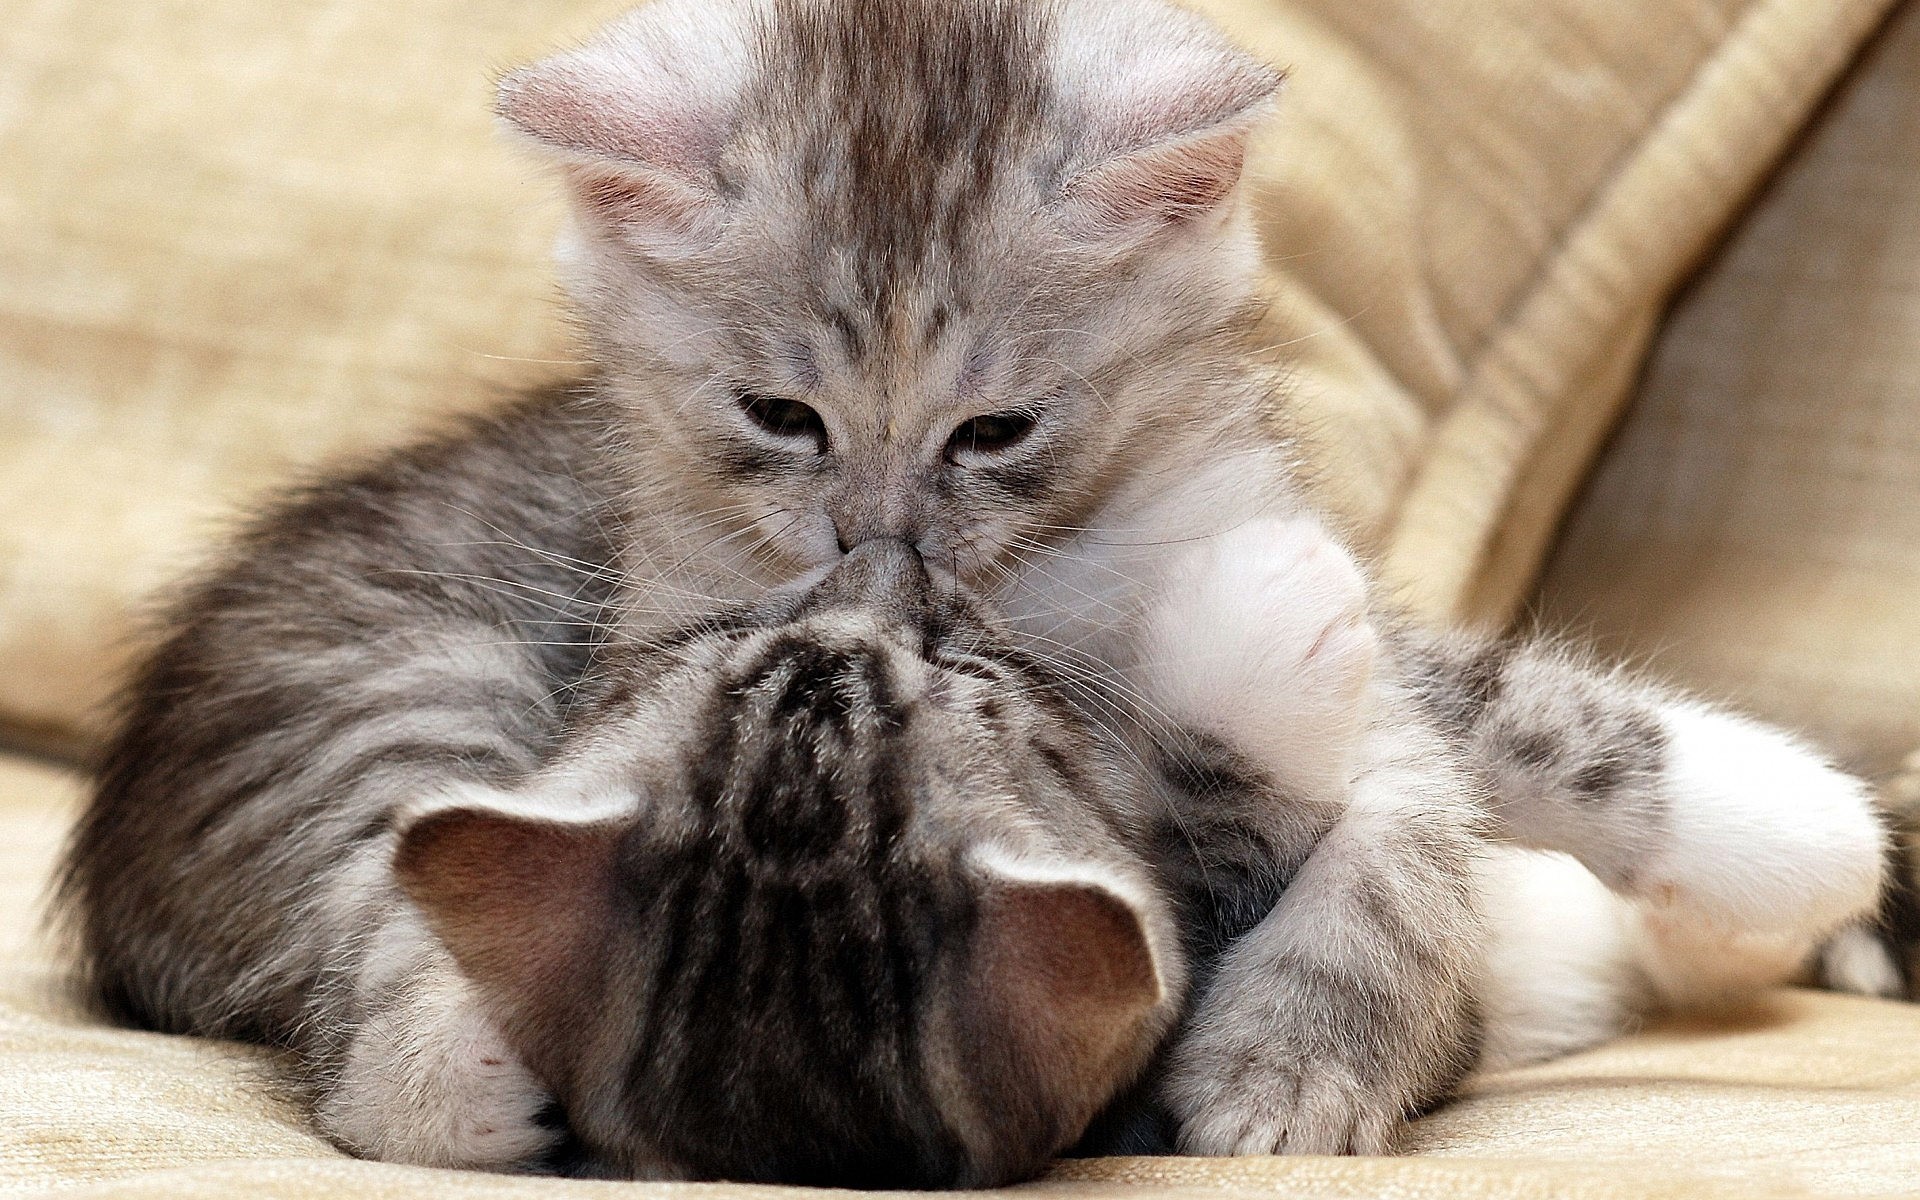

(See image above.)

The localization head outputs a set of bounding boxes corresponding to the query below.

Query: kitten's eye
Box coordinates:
[737,393,827,451]
[947,411,1036,460]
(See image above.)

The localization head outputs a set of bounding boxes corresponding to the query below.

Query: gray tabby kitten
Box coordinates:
[393,537,1198,1185]
[60,0,1885,1180]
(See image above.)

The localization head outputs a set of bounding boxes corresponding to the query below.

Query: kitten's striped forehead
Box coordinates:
[754,0,1051,347]
[617,629,973,1184]
[696,632,914,866]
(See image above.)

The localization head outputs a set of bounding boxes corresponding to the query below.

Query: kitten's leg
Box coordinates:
[313,905,560,1170]
[1404,633,1886,950]
[1473,845,1891,1072]
[1133,514,1482,1154]
[1160,711,1484,1155]
[1471,848,1641,1072]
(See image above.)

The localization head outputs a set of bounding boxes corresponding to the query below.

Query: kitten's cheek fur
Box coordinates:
[1644,703,1884,936]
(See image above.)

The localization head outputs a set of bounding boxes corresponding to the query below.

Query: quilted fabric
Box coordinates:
[0,0,1895,754]
[1535,0,1920,777]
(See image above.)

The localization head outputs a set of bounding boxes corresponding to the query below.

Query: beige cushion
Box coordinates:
[0,0,1895,754]
[1535,0,1920,776]
[9,752,1920,1196]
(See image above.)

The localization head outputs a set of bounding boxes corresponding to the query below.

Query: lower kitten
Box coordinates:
[386,540,1191,1184]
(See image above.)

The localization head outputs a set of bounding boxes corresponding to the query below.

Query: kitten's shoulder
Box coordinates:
[228,379,617,561]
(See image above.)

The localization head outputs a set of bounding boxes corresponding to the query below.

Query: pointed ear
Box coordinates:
[495,2,751,250]
[394,806,622,1005]
[1062,124,1269,231]
[1052,1,1283,233]
[966,856,1167,1088]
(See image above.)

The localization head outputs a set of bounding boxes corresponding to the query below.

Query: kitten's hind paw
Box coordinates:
[1639,703,1884,938]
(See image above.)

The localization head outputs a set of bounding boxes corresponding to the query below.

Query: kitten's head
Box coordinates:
[395,541,1183,1186]
[499,0,1281,584]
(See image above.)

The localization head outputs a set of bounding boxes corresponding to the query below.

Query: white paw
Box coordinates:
[1643,703,1885,937]
[1163,1048,1398,1157]
[1819,923,1906,999]
[318,974,559,1170]
[1141,514,1377,796]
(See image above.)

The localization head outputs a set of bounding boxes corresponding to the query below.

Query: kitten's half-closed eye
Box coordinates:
[947,411,1038,461]
[736,393,828,452]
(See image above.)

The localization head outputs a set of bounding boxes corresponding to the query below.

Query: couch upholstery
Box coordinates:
[3,0,1916,1195]
[1537,0,1920,779]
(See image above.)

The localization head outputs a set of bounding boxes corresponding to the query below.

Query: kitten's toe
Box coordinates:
[318,980,560,1170]
[1168,1063,1399,1157]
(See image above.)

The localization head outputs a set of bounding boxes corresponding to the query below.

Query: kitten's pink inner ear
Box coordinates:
[972,874,1163,1077]
[1062,125,1256,231]
[562,163,725,242]
[495,8,743,247]
[1053,6,1284,235]
[394,808,619,1002]
[497,61,713,173]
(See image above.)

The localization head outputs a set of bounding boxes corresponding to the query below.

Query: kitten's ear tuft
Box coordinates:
[1052,1,1283,234]
[966,856,1167,1089]
[395,804,621,1004]
[496,1,751,249]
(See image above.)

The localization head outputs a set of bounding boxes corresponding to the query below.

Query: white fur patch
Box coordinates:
[316,965,555,1169]
[1640,703,1884,937]
[1138,514,1376,798]
[1820,924,1906,999]
[1473,849,1640,1072]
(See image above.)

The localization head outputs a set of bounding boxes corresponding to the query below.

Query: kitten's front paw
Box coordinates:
[1142,514,1377,795]
[318,976,559,1170]
[1162,1040,1399,1156]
